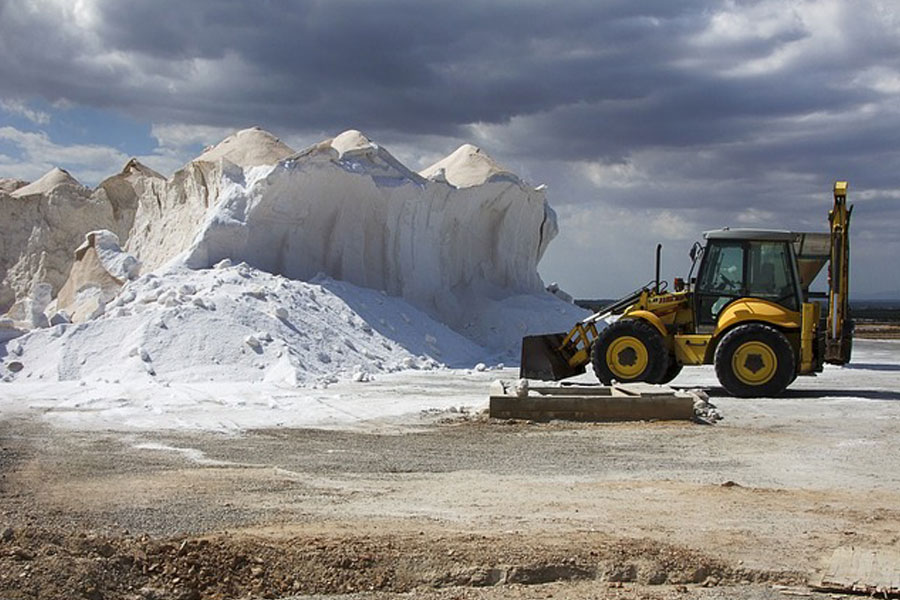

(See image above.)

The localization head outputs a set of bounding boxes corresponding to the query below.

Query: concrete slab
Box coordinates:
[489,380,697,422]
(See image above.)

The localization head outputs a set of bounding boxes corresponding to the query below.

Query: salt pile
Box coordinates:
[1,127,587,389]
[7,262,489,386]
[181,129,559,340]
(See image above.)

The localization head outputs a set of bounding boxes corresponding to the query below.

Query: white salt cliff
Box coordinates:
[0,127,586,386]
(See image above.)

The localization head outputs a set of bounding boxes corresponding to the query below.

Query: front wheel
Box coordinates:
[654,358,683,385]
[591,319,668,385]
[714,324,795,397]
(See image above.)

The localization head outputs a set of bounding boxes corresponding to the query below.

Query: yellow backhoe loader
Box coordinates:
[521,182,853,397]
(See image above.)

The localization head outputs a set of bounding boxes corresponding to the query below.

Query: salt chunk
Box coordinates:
[514,379,529,398]
[474,362,487,372]
[139,348,151,362]
[244,335,261,350]
[273,306,289,320]
[87,302,105,321]
[163,295,180,308]
[214,258,233,269]
[179,284,197,295]
[191,297,206,309]
[9,342,22,356]
[139,290,160,303]
[49,311,71,326]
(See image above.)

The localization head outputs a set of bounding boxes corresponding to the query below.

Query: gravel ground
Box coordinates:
[0,339,898,599]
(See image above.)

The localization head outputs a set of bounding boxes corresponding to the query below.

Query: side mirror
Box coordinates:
[689,242,702,262]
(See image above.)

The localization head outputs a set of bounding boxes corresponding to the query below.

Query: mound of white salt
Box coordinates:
[180,130,563,347]
[1,126,588,390]
[419,143,516,188]
[195,126,295,167]
[5,262,487,385]
[11,167,84,197]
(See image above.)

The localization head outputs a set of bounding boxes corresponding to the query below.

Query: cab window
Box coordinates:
[698,243,743,294]
[747,241,798,310]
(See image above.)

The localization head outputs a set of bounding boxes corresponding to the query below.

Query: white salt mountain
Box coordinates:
[1,127,586,385]
[181,130,561,349]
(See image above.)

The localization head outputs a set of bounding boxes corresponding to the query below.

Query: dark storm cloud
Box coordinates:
[0,0,898,295]
[1,1,897,165]
[0,0,713,134]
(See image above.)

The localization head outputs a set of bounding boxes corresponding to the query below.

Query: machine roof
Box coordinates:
[703,228,799,241]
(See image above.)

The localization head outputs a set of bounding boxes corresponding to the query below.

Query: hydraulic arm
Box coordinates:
[825,181,853,364]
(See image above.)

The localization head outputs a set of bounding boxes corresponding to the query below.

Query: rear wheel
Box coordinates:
[714,323,795,397]
[591,320,668,385]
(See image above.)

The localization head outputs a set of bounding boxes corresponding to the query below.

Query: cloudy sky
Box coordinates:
[1,0,898,298]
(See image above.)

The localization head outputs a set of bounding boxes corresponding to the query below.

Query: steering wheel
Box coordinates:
[714,274,734,291]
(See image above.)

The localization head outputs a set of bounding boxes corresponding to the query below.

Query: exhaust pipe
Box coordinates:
[655,243,662,294]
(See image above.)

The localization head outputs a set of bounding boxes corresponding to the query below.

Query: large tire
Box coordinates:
[591,319,669,385]
[654,358,683,385]
[714,323,795,397]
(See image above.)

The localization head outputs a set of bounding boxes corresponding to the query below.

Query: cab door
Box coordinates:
[695,241,745,330]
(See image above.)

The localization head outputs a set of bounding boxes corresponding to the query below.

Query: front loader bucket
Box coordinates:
[519,333,586,381]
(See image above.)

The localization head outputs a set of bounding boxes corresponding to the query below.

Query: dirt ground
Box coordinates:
[1,340,899,599]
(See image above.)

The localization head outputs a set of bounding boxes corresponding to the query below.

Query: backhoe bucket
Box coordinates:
[519,333,586,381]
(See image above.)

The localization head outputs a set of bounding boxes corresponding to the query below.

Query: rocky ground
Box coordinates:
[1,339,899,599]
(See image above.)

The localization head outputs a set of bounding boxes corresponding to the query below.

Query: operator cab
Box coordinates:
[694,229,803,330]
